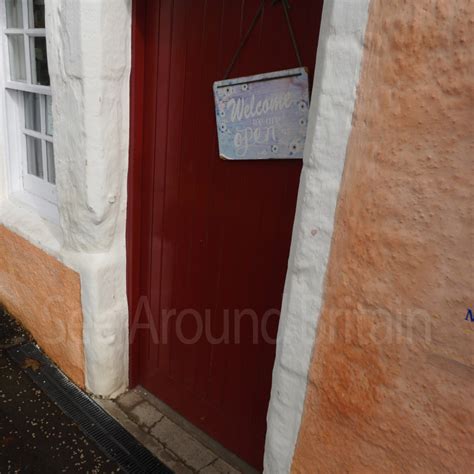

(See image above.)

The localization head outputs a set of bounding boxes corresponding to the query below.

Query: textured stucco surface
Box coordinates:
[292,0,474,472]
[263,1,370,472]
[0,225,84,387]
[46,0,131,397]
[0,0,131,397]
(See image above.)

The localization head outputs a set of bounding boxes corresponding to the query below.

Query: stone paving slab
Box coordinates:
[136,387,257,473]
[129,400,164,429]
[201,459,241,474]
[150,417,217,471]
[116,389,144,410]
[97,398,189,473]
[99,387,251,473]
[98,396,230,473]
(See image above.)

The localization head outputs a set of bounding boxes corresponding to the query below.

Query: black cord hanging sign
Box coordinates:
[213,0,309,160]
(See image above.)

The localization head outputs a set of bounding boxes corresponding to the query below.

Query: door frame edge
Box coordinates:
[127,0,148,388]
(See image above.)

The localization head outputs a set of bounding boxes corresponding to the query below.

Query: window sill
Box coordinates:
[0,195,62,259]
[10,188,59,224]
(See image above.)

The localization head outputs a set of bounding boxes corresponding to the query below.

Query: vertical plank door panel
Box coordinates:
[129,0,324,469]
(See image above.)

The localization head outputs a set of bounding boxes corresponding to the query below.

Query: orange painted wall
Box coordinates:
[0,226,85,387]
[292,0,473,472]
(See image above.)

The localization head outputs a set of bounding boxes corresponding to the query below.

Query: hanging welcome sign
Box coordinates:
[213,67,309,160]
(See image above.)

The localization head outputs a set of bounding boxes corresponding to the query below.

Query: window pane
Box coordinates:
[30,36,50,85]
[7,34,27,82]
[46,142,55,184]
[46,95,53,135]
[6,0,23,28]
[26,135,43,178]
[24,92,42,132]
[30,0,46,28]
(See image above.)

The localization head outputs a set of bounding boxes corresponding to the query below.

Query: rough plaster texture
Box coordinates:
[46,0,131,397]
[0,0,132,396]
[263,1,370,472]
[292,0,474,472]
[0,225,84,386]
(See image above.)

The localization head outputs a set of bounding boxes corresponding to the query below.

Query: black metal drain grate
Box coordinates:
[8,342,173,474]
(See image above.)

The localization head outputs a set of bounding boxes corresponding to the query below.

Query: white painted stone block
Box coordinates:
[263,0,371,472]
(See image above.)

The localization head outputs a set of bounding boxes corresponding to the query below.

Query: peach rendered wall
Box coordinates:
[0,225,84,387]
[292,1,473,473]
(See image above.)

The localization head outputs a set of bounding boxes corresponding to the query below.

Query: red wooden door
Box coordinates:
[129,0,323,469]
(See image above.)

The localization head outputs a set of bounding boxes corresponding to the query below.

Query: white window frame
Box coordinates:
[1,0,58,222]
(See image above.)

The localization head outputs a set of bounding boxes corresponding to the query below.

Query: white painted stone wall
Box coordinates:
[263,1,371,472]
[0,0,132,397]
